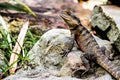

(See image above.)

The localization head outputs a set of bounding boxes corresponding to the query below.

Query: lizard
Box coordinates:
[60,11,120,80]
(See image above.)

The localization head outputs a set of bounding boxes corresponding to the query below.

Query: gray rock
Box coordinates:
[93,35,112,51]
[4,74,82,80]
[28,29,74,70]
[88,74,113,80]
[90,5,120,52]
[4,69,112,80]
[4,68,82,80]
[94,74,113,80]
[60,50,85,77]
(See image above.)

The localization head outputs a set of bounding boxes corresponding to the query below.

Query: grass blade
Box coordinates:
[0,15,12,49]
[13,0,37,18]
[0,2,26,12]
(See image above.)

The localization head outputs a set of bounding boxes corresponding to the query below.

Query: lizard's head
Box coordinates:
[60,11,80,30]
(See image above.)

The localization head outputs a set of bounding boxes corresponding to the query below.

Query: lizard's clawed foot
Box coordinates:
[80,53,90,75]
[80,53,97,75]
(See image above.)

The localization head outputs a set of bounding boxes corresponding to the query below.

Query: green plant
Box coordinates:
[0,27,39,76]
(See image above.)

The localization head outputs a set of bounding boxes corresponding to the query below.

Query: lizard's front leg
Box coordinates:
[74,53,95,76]
[80,52,98,76]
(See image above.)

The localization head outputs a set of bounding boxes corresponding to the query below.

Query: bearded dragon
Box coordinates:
[60,11,120,80]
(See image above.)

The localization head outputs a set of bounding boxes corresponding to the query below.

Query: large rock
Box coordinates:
[90,5,120,52]
[28,29,74,70]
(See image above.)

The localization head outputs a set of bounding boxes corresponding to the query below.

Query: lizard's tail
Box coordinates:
[98,55,120,80]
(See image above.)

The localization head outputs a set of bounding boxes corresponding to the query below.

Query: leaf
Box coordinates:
[9,21,29,74]
[13,0,37,18]
[0,2,26,12]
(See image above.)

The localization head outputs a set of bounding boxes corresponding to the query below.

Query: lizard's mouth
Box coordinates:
[60,10,72,22]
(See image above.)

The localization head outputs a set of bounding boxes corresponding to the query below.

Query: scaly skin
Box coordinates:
[60,11,120,80]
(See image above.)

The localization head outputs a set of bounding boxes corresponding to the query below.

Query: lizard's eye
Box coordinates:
[65,11,71,16]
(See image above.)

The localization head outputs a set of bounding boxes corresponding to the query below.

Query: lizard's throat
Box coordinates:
[69,24,79,30]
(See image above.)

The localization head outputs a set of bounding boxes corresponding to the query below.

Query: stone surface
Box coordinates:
[4,68,82,80]
[90,5,120,52]
[28,29,74,70]
[92,74,113,80]
[60,50,86,77]
[93,35,112,49]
